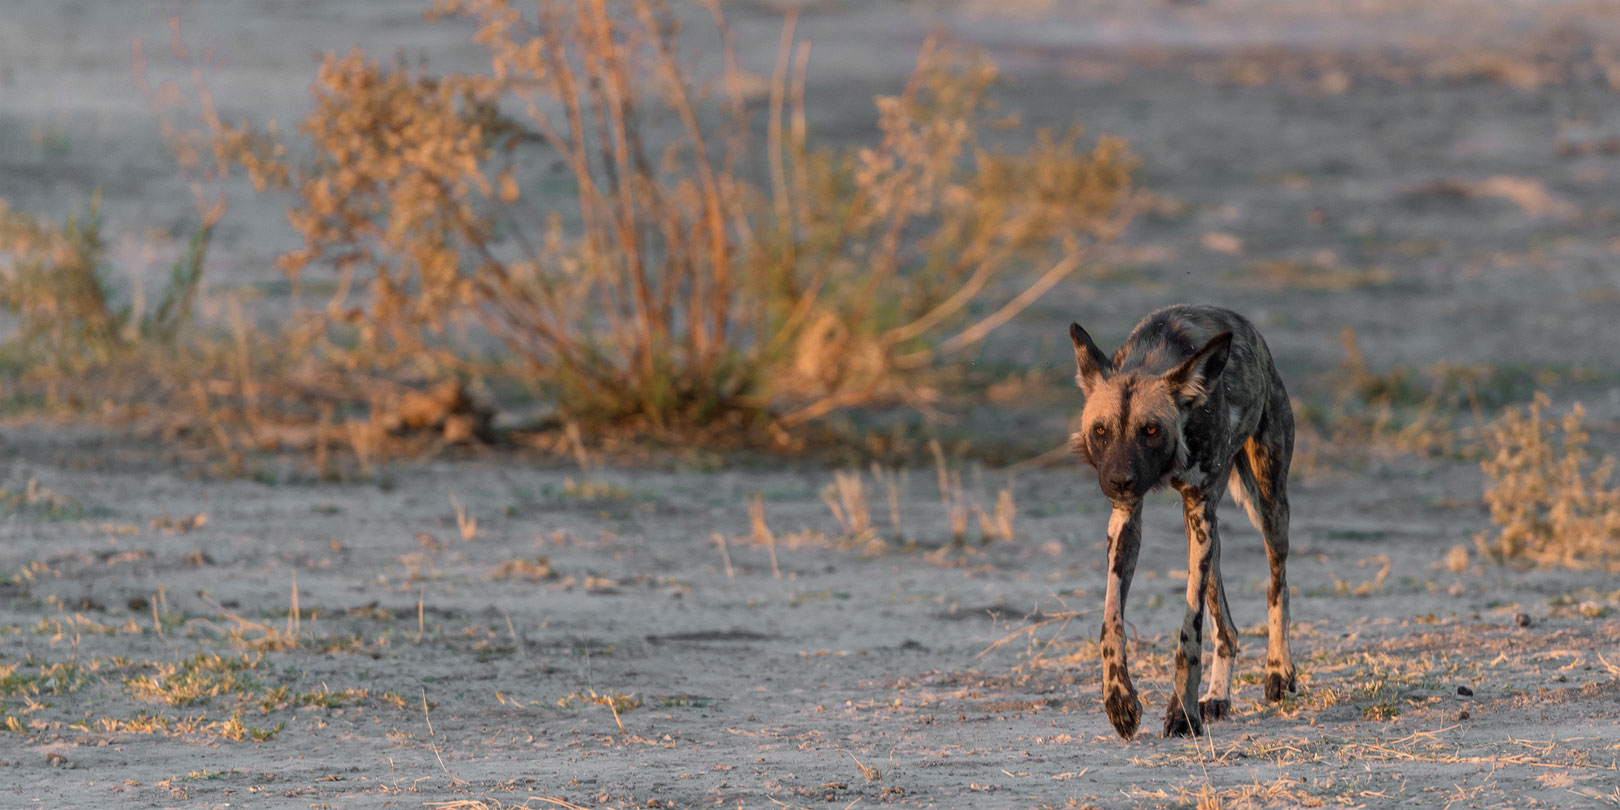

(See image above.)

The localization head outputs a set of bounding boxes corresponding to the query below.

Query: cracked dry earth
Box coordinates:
[2,441,1618,809]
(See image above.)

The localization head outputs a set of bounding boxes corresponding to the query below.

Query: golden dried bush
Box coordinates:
[220,0,1135,435]
[1477,393,1620,567]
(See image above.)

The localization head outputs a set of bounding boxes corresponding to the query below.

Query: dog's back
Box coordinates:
[1114,305,1276,405]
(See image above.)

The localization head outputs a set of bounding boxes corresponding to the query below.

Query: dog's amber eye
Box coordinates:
[1143,425,1159,437]
[1093,425,1107,437]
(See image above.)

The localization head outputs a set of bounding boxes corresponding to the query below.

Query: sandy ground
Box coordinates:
[4,1,1620,808]
[4,444,1620,808]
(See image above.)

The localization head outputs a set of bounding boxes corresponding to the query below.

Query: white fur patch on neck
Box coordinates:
[1107,506,1133,539]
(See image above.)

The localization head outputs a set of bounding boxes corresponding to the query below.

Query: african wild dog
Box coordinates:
[1069,304,1296,739]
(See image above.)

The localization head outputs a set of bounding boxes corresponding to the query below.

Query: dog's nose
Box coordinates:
[1107,474,1134,495]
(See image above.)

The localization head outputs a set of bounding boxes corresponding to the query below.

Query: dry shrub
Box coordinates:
[0,24,428,478]
[219,0,1135,436]
[1477,393,1620,567]
[0,195,207,380]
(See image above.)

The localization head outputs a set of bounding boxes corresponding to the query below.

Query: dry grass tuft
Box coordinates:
[975,482,1017,543]
[1328,554,1392,597]
[124,653,261,707]
[0,479,82,521]
[1477,393,1620,568]
[929,439,1016,545]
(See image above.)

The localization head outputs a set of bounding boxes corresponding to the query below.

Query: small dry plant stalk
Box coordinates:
[1477,393,1620,567]
[748,493,781,580]
[870,463,908,541]
[449,493,478,541]
[821,470,873,541]
[930,440,971,545]
[710,532,735,579]
[975,480,1017,542]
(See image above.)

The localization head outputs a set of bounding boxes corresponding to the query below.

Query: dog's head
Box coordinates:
[1068,322,1231,503]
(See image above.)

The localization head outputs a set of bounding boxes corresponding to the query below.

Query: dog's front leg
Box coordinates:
[1101,503,1143,739]
[1165,491,1217,737]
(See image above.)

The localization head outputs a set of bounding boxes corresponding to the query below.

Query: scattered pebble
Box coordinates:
[1458,711,1470,721]
[1515,612,1532,627]
[1456,685,1474,696]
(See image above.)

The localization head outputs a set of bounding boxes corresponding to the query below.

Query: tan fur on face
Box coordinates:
[1080,373,1191,473]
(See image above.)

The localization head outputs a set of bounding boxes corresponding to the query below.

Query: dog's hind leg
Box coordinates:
[1233,393,1297,701]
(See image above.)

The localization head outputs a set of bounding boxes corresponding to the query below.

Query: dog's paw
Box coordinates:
[1264,666,1298,702]
[1162,698,1205,738]
[1105,688,1142,740]
[1198,697,1231,722]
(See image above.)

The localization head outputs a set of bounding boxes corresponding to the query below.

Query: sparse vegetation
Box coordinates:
[1477,393,1620,567]
[124,652,264,707]
[1,1,1135,474]
[815,447,1014,552]
[0,194,208,380]
[213,0,1130,440]
[0,479,83,522]
[10,1,1620,806]
[1292,328,1605,470]
[930,440,1015,546]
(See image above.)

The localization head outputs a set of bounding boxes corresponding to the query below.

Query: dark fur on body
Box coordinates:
[1070,305,1297,739]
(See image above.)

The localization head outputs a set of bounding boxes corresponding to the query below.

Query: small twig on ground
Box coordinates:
[976,610,1083,658]
[712,532,735,578]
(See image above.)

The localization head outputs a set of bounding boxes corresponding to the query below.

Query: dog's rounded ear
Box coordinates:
[1070,322,1112,395]
[1163,331,1232,405]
